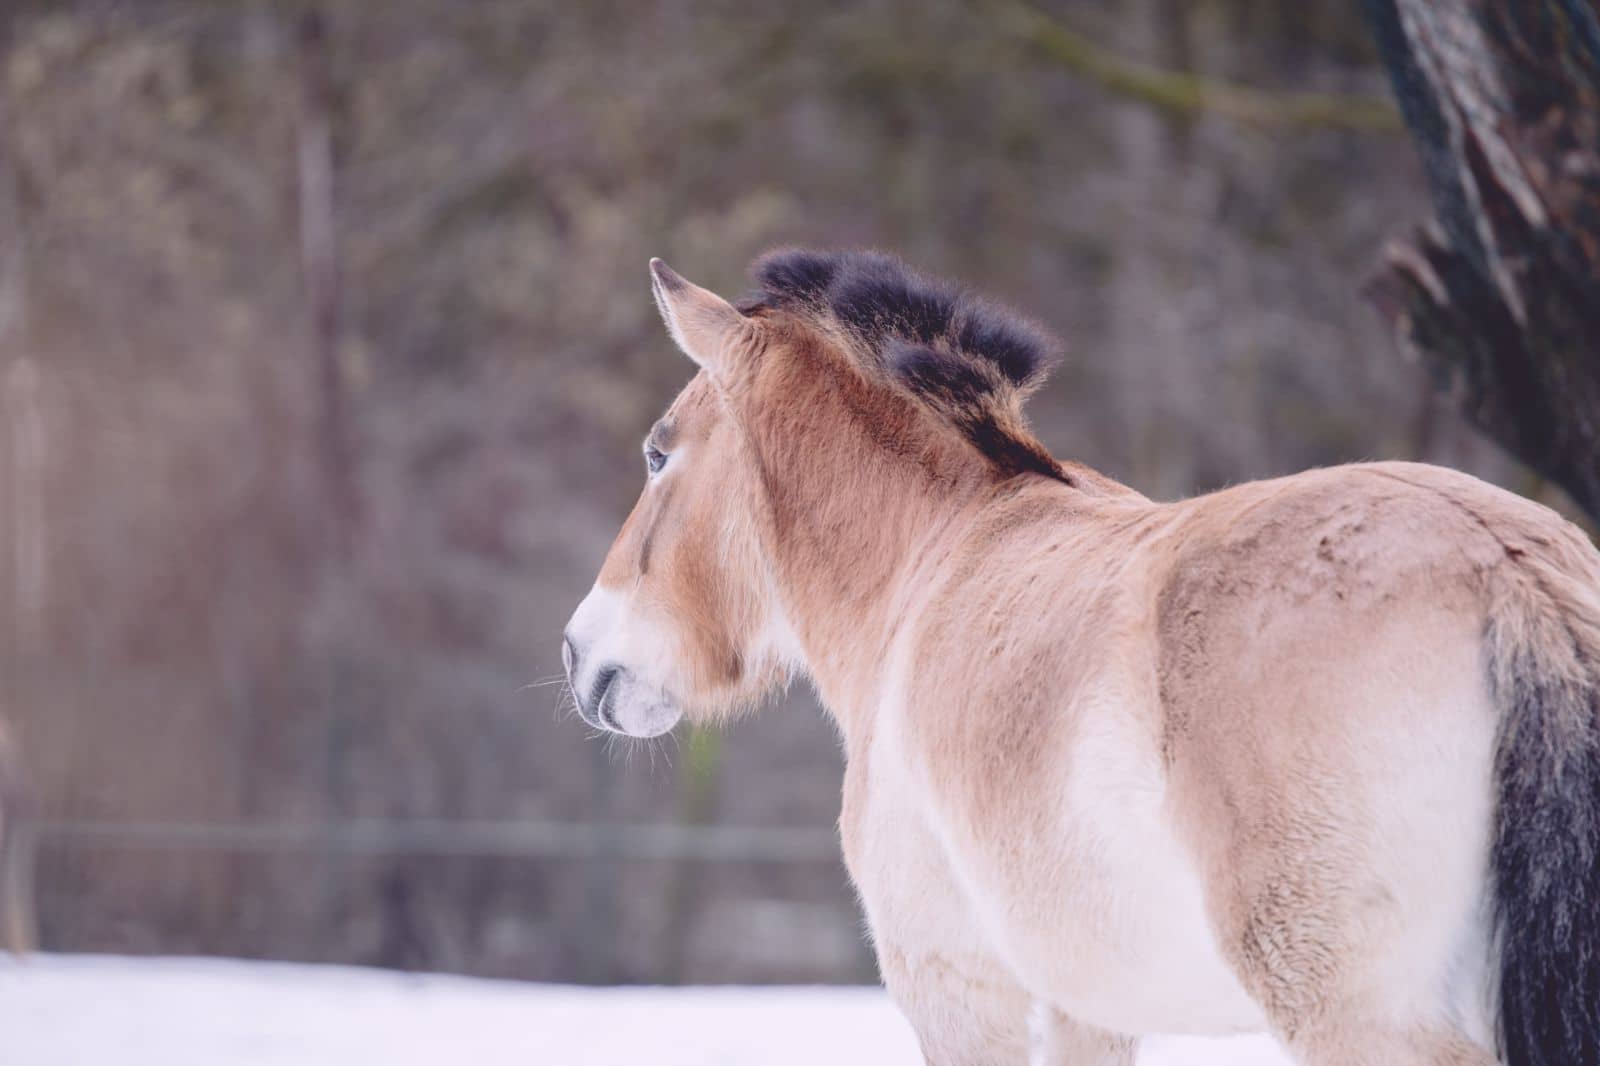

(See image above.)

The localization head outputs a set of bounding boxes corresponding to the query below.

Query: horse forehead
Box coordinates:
[658,372,720,439]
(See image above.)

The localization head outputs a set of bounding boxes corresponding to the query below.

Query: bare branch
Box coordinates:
[991,0,1403,133]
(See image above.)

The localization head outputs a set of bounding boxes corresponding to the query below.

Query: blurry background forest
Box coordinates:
[0,0,1579,986]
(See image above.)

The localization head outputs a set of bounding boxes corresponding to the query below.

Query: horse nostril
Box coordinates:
[591,666,620,728]
[561,634,578,683]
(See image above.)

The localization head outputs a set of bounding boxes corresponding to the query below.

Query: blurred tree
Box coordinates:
[297,6,360,558]
[1363,0,1600,523]
[0,0,40,961]
[1,0,1516,983]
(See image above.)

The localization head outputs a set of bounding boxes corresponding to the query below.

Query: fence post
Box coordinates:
[576,743,621,984]
[661,726,724,982]
[0,726,36,954]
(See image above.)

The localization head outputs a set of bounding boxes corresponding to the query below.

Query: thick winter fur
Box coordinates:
[565,250,1600,1065]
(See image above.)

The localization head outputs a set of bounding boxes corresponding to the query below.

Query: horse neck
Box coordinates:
[778,496,959,715]
[746,400,996,735]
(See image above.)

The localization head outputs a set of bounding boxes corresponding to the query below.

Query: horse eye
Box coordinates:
[645,444,668,476]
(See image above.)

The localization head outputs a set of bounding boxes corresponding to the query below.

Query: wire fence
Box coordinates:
[34,818,843,863]
[9,818,852,978]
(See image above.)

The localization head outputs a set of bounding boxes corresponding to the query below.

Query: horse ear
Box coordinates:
[650,259,745,373]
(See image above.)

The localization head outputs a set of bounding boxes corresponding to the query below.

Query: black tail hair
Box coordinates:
[1489,589,1600,1066]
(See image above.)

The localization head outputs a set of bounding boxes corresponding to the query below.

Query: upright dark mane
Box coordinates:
[742,248,1067,482]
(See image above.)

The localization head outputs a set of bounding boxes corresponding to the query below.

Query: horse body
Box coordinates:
[844,461,1534,1059]
[564,250,1600,1064]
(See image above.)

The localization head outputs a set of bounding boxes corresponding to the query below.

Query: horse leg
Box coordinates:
[878,943,1032,1066]
[1032,1004,1136,1066]
[1287,1020,1497,1065]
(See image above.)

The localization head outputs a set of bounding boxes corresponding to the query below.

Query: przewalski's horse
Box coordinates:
[562,249,1600,1066]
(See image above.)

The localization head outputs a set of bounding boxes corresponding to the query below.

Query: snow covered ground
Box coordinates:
[0,955,1290,1065]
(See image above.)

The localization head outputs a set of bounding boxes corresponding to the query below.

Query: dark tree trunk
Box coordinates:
[1362,0,1600,523]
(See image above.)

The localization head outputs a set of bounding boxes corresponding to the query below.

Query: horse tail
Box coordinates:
[1487,530,1600,1066]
